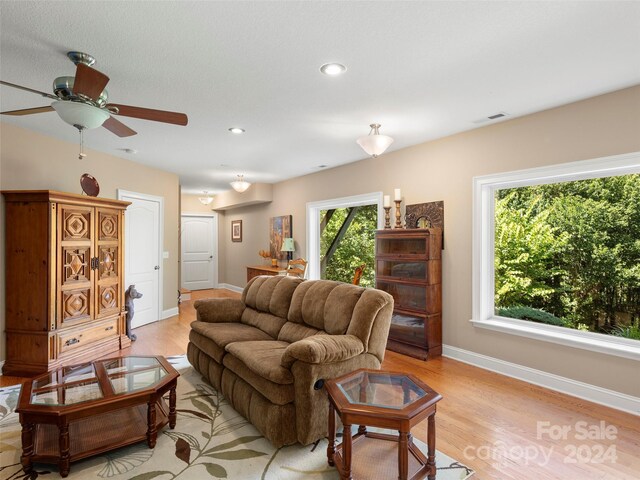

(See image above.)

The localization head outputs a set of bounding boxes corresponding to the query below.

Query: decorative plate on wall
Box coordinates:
[405,201,444,248]
[80,173,100,197]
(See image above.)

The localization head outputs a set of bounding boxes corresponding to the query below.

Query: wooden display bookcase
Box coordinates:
[2,190,131,376]
[375,228,442,360]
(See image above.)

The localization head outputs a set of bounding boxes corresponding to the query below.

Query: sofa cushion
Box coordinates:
[242,275,303,317]
[190,321,273,354]
[222,354,295,405]
[225,340,293,385]
[288,280,365,333]
[189,329,226,363]
[277,322,323,343]
[241,308,287,338]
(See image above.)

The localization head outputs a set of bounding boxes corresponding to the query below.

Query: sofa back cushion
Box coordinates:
[242,276,303,317]
[287,280,364,334]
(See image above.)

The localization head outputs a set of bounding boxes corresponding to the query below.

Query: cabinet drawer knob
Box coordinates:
[64,337,80,346]
[105,326,114,331]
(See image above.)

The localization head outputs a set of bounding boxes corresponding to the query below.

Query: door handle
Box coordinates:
[154,265,160,270]
[209,255,213,259]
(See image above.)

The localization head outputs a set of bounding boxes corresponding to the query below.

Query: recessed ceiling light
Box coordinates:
[318,164,328,168]
[320,63,346,76]
[228,127,245,134]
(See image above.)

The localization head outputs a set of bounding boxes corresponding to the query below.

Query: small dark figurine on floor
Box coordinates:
[125,284,143,341]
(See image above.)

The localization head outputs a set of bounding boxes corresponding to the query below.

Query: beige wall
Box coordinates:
[217,85,640,396]
[180,194,227,287]
[0,122,180,362]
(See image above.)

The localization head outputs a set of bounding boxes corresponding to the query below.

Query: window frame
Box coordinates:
[471,151,640,361]
[306,192,384,281]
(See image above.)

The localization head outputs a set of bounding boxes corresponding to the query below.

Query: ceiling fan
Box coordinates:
[0,51,188,138]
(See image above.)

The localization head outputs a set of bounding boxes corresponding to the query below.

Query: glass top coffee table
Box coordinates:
[16,355,179,478]
[325,369,442,480]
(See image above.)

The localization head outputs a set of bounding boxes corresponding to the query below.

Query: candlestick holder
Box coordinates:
[384,206,391,229]
[394,200,403,229]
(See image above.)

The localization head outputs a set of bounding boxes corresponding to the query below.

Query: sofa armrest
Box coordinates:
[193,298,245,323]
[281,334,364,368]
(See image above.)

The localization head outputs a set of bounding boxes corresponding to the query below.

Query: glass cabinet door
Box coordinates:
[376,236,428,256]
[377,260,427,280]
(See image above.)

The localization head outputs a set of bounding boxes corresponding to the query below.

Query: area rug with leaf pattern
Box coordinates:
[0,356,473,479]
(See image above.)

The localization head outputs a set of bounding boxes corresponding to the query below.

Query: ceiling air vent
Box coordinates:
[472,112,510,124]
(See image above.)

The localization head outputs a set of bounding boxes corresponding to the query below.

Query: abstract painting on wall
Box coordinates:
[270,215,292,260]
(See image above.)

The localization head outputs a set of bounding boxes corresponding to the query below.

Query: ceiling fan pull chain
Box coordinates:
[78,127,87,160]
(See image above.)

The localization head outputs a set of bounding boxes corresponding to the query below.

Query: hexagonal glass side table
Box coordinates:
[326,369,442,480]
[17,356,179,477]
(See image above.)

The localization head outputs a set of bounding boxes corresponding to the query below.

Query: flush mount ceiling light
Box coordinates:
[198,191,214,205]
[320,63,346,76]
[230,175,251,193]
[356,123,394,157]
[51,100,109,129]
[228,127,245,134]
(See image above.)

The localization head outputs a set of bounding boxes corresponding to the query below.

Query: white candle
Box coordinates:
[383,195,391,208]
[394,188,401,201]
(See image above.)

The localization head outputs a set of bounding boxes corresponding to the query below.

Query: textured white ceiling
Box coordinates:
[1,1,639,194]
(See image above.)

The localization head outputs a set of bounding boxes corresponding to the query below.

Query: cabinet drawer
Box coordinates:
[57,318,118,355]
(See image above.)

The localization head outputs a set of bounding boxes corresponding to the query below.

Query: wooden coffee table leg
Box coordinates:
[59,422,70,477]
[427,413,436,480]
[147,400,157,448]
[343,424,353,480]
[327,402,336,466]
[20,422,34,473]
[169,385,177,429]
[398,430,409,480]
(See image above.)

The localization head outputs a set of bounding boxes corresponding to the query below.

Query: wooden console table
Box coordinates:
[246,265,286,282]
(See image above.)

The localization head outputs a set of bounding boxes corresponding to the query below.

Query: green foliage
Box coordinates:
[494,174,640,340]
[320,205,377,287]
[610,324,640,340]
[497,306,564,326]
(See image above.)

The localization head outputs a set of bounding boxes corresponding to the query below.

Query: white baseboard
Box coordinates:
[442,345,640,416]
[162,307,179,319]
[218,283,243,293]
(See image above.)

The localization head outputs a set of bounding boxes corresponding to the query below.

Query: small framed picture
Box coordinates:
[231,220,242,242]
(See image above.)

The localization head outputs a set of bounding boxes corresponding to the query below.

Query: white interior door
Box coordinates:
[181,215,217,290]
[119,191,162,328]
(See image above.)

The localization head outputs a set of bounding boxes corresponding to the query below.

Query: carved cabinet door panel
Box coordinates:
[57,204,94,328]
[95,208,122,319]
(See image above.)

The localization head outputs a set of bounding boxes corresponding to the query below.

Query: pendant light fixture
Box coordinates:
[198,191,213,205]
[356,123,394,157]
[230,175,251,193]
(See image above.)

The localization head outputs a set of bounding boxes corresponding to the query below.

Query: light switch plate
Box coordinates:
[163,251,169,259]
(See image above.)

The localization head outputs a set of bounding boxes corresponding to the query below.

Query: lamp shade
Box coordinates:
[281,238,295,252]
[51,101,110,129]
[356,123,394,157]
[230,175,251,193]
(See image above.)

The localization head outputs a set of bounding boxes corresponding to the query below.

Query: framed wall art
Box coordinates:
[231,220,243,242]
[270,215,292,259]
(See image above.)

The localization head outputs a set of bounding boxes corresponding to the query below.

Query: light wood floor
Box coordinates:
[2,288,639,480]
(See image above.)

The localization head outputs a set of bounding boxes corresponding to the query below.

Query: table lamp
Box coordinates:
[281,238,295,261]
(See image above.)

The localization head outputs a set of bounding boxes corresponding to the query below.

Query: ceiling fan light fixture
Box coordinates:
[51,100,109,129]
[198,191,214,205]
[356,123,394,157]
[230,175,251,193]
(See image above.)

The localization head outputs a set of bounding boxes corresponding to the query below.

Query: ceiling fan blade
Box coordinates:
[0,80,58,100]
[1,106,54,116]
[107,103,188,126]
[103,116,137,137]
[73,63,109,101]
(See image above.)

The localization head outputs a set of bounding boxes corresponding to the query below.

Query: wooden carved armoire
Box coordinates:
[2,190,131,376]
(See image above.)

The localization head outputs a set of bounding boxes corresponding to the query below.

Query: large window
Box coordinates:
[472,152,640,360]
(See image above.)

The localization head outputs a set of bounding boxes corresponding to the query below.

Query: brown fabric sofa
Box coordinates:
[187,275,393,447]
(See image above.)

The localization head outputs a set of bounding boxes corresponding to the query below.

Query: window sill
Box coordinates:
[471,316,640,361]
